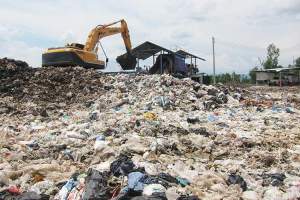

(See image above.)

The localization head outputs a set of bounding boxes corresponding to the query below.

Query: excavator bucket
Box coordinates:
[116,53,137,70]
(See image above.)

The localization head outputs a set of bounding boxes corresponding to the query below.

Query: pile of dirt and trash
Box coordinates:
[0,59,104,105]
[0,57,29,72]
[0,58,300,200]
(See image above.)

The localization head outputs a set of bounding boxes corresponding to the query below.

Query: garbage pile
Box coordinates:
[0,58,300,199]
[0,58,105,105]
[0,57,29,71]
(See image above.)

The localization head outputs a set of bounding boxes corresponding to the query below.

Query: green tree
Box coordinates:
[263,43,280,69]
[296,57,300,67]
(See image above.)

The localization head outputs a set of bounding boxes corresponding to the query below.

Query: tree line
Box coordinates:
[207,44,300,84]
[249,43,300,82]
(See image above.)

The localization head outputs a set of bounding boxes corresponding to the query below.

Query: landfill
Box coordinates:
[0,57,300,200]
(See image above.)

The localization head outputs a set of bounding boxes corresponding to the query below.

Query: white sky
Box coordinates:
[0,0,299,74]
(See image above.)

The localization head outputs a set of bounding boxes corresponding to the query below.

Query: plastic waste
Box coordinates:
[166,187,180,199]
[158,173,178,184]
[187,116,199,124]
[262,173,286,187]
[19,140,40,150]
[144,112,158,121]
[176,177,190,187]
[82,169,110,200]
[233,93,242,100]
[56,176,78,200]
[227,174,247,191]
[89,111,99,121]
[241,191,260,200]
[207,114,218,122]
[129,195,167,200]
[128,172,145,192]
[63,149,74,161]
[66,178,85,200]
[192,127,210,137]
[177,195,200,200]
[30,180,56,195]
[142,184,166,196]
[1,61,300,199]
[110,154,135,177]
[94,135,107,152]
[8,185,21,195]
[0,172,9,187]
[263,186,283,200]
[270,173,286,187]
[272,105,282,112]
[286,106,295,114]
[160,96,170,107]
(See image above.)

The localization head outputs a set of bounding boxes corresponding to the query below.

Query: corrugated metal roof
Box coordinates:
[255,67,300,72]
[176,50,206,61]
[130,41,176,60]
[119,41,205,61]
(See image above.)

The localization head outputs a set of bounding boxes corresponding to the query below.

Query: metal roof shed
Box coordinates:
[120,41,184,73]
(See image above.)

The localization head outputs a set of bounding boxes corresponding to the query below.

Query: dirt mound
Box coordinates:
[0,58,106,104]
[0,57,30,80]
[0,57,29,71]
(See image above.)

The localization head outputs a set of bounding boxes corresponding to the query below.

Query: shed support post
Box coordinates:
[298,70,300,85]
[279,72,282,87]
[160,51,163,74]
[153,55,155,65]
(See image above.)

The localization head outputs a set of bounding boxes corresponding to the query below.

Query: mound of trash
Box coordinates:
[0,58,300,199]
[0,57,240,115]
[0,57,29,71]
[0,58,104,105]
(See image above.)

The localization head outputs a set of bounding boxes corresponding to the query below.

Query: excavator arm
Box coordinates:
[84,19,136,69]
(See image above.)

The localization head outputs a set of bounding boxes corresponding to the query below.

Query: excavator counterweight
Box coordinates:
[42,19,136,70]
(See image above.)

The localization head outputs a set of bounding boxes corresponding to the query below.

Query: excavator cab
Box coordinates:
[66,43,85,49]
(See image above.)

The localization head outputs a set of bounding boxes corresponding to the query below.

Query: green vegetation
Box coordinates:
[263,43,280,69]
[208,73,251,85]
[296,57,300,67]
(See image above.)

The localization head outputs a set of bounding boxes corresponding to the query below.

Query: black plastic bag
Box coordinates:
[227,174,247,191]
[82,169,110,200]
[110,154,135,177]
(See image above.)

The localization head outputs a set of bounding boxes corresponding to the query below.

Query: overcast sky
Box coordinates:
[0,0,299,74]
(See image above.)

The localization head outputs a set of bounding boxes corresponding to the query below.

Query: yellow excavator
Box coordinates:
[42,19,136,70]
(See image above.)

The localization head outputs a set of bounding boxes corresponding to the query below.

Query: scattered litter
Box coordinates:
[227,174,247,191]
[1,58,300,199]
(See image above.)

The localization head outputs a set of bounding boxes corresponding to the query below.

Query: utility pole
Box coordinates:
[293,56,295,65]
[212,37,216,84]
